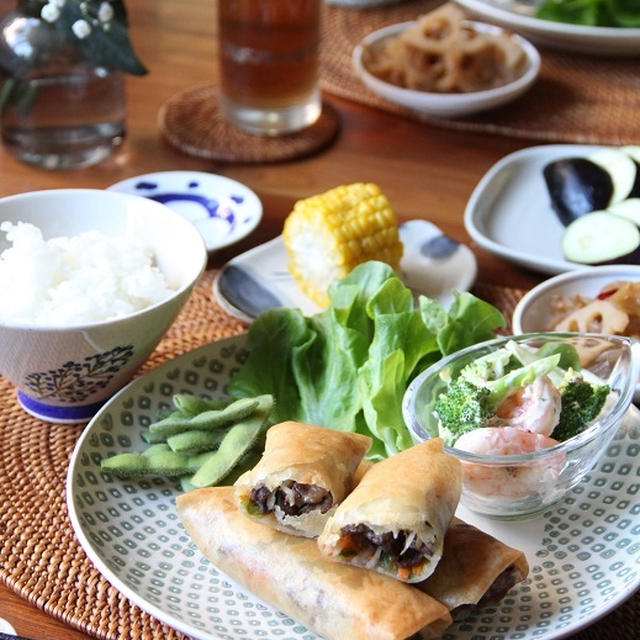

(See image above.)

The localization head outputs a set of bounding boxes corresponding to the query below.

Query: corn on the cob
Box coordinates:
[282,183,403,307]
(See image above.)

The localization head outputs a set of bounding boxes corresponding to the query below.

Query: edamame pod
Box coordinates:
[190,396,272,488]
[149,397,260,437]
[173,394,230,416]
[167,429,226,455]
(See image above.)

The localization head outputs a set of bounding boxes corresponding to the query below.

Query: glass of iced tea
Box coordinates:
[218,0,321,136]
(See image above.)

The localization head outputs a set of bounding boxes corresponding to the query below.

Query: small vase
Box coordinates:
[0,0,126,169]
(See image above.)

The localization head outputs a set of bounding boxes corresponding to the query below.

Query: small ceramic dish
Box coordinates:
[352,20,540,119]
[107,171,262,253]
[512,265,640,401]
[512,265,640,336]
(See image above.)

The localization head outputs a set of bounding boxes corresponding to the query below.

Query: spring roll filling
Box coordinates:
[338,523,434,574]
[248,480,334,517]
[477,564,521,606]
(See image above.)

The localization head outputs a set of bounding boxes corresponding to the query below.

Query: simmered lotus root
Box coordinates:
[554,299,629,365]
[363,3,526,93]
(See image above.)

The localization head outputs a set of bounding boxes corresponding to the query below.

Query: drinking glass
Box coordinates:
[217,0,321,136]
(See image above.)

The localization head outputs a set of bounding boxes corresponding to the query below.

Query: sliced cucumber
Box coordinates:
[562,211,640,265]
[588,148,637,205]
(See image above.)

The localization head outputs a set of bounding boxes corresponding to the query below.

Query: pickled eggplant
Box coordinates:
[543,158,613,225]
[543,148,639,226]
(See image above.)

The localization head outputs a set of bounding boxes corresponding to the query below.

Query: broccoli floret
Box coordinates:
[434,380,493,445]
[553,376,610,441]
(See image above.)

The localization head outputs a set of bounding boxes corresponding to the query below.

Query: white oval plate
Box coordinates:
[455,0,640,55]
[213,219,478,322]
[463,143,629,275]
[66,334,640,640]
[107,171,262,253]
[353,21,540,119]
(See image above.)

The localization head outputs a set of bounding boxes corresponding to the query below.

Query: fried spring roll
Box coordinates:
[234,421,371,537]
[417,518,529,616]
[317,438,462,583]
[177,487,452,640]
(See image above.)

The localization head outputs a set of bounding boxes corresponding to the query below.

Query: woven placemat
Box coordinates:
[320,0,640,144]
[0,272,637,640]
[158,84,341,163]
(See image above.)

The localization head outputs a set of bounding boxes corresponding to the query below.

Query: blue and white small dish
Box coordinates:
[107,171,262,253]
[213,219,477,322]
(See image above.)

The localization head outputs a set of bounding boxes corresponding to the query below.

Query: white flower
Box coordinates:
[13,41,34,58]
[71,19,92,39]
[98,2,114,22]
[40,3,61,22]
[50,0,66,7]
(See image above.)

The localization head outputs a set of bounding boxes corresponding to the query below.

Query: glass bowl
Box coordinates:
[402,332,639,519]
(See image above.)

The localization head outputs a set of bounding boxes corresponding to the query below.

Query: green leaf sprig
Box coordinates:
[25,0,147,74]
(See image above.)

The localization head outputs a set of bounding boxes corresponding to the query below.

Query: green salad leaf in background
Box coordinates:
[535,0,640,28]
[228,260,505,459]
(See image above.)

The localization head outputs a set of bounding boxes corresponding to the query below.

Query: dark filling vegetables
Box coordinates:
[249,480,333,516]
[478,564,519,606]
[340,523,433,568]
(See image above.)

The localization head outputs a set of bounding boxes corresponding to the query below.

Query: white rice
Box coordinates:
[0,221,176,325]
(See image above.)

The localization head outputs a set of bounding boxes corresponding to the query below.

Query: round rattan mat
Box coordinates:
[320,0,640,144]
[158,84,341,163]
[0,272,637,640]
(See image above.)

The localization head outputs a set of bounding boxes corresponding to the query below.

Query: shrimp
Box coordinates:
[454,427,564,499]
[454,426,559,456]
[491,375,562,437]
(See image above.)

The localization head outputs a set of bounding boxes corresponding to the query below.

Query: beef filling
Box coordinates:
[340,523,432,568]
[249,480,333,517]
[477,564,519,606]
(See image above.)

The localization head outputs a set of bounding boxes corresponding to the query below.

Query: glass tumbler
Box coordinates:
[217,0,321,136]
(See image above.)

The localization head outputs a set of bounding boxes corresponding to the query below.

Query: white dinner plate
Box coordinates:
[66,334,640,640]
[107,171,262,253]
[464,143,624,275]
[454,0,640,55]
[353,21,540,119]
[213,219,478,322]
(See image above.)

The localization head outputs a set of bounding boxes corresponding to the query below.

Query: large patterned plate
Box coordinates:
[67,334,640,640]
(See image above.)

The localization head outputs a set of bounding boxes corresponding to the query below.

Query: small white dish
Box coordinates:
[107,171,262,253]
[464,143,622,275]
[455,0,640,56]
[213,219,478,322]
[512,265,640,401]
[512,265,640,335]
[352,20,540,119]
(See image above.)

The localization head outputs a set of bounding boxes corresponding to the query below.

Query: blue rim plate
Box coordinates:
[107,171,262,252]
[66,333,640,640]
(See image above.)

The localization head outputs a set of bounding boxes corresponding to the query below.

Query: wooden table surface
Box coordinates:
[0,1,635,639]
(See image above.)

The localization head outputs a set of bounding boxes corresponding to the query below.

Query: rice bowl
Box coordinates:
[0,189,207,423]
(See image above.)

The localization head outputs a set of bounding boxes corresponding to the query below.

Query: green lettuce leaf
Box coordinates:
[228,261,506,458]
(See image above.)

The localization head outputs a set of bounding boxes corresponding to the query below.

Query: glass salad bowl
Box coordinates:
[402,332,639,519]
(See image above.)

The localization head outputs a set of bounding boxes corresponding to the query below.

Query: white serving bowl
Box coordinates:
[353,20,540,119]
[0,189,207,423]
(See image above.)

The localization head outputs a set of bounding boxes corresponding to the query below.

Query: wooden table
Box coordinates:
[0,1,634,639]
